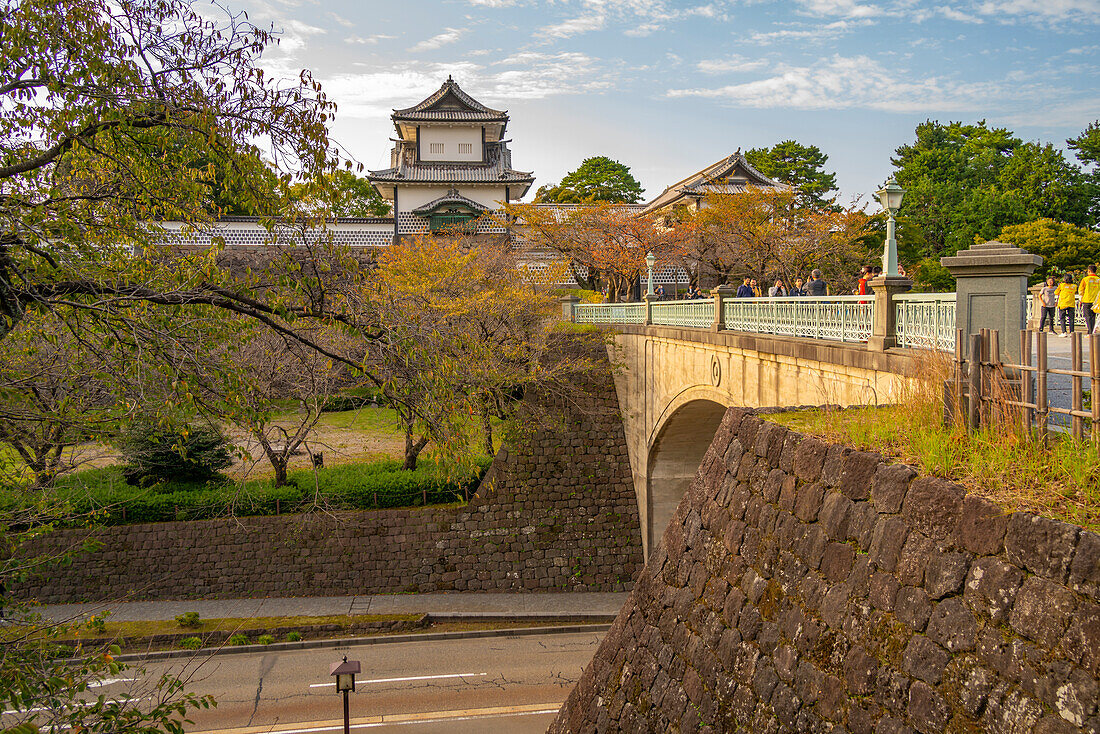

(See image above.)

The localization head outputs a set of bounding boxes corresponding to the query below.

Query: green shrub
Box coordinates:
[227,633,249,646]
[179,636,202,650]
[257,634,275,645]
[84,613,109,635]
[285,631,302,642]
[119,420,233,485]
[32,456,492,526]
[175,611,201,629]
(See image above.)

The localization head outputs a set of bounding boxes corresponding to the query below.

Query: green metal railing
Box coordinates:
[651,300,715,328]
[723,296,874,343]
[574,302,646,324]
[895,293,957,351]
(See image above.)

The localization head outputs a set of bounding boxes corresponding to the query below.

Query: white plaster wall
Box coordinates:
[397,186,508,211]
[419,127,483,162]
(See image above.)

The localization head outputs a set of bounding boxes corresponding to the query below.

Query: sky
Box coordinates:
[238,0,1100,204]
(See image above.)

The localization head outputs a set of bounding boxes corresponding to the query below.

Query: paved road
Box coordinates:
[1030,332,1095,430]
[91,629,604,733]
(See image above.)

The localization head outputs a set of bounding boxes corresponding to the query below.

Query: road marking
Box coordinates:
[190,703,561,734]
[88,677,137,688]
[308,672,486,689]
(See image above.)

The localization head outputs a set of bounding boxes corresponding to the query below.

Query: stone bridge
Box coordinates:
[606,325,923,559]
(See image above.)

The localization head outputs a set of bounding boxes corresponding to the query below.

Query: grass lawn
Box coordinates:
[765,405,1100,531]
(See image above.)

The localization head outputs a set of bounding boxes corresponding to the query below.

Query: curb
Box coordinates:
[112,622,612,663]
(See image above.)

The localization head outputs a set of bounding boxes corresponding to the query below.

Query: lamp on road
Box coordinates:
[646,251,656,296]
[331,656,361,734]
[876,177,905,277]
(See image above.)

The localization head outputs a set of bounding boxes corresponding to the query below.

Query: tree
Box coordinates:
[996,218,1100,275]
[682,188,870,290]
[891,120,1095,258]
[367,233,592,470]
[536,156,644,204]
[0,316,117,488]
[744,140,839,208]
[507,202,686,301]
[0,0,339,343]
[1069,120,1100,168]
[294,169,391,218]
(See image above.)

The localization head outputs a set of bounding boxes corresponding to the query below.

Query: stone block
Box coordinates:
[844,645,879,696]
[754,422,788,465]
[1010,576,1078,648]
[895,586,932,631]
[871,464,916,514]
[822,542,856,583]
[901,477,964,542]
[763,469,787,504]
[896,532,933,586]
[1070,530,1100,601]
[908,680,949,734]
[837,450,882,501]
[821,444,852,488]
[819,491,853,540]
[870,572,900,612]
[794,436,828,483]
[902,634,951,685]
[848,501,878,551]
[1062,601,1100,675]
[923,551,970,599]
[779,431,803,473]
[868,516,909,572]
[954,494,1009,555]
[926,596,977,652]
[1005,512,1080,583]
[794,481,826,522]
[964,556,1024,624]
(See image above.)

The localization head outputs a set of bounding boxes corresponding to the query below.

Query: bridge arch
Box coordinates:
[646,392,730,555]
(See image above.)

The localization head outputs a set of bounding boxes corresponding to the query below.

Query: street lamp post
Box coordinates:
[330,656,361,734]
[646,251,656,297]
[876,177,905,277]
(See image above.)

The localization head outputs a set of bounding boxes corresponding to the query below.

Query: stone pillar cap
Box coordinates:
[559,294,581,303]
[940,240,1042,276]
[711,284,737,295]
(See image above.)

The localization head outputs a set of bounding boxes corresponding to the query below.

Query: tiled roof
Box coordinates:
[393,76,508,123]
[368,141,534,185]
[642,153,786,213]
[411,188,489,215]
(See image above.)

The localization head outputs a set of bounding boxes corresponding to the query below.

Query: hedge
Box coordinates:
[6,457,491,526]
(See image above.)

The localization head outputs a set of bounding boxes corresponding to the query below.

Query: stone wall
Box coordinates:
[551,407,1100,733]
[14,338,644,603]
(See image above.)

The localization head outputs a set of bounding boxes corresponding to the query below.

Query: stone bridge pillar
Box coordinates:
[941,240,1042,363]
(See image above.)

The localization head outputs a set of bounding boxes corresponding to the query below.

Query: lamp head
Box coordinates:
[331,656,361,692]
[876,177,905,215]
[646,251,656,269]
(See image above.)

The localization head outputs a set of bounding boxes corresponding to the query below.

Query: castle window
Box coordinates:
[458,143,473,154]
[429,142,444,154]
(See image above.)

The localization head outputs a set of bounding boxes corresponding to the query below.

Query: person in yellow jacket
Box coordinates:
[1056,273,1077,336]
[1080,264,1100,334]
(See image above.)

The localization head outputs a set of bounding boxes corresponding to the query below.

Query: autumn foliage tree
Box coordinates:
[682,187,871,289]
[507,202,686,301]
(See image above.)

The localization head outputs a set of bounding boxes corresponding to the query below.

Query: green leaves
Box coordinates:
[745,140,839,209]
[537,156,644,204]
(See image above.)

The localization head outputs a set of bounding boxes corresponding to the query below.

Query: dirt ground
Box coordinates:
[55,409,407,481]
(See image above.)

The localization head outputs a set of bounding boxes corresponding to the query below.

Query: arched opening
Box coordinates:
[646,399,728,555]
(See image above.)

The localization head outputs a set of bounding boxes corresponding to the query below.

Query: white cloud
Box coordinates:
[975,0,1100,23]
[466,0,522,5]
[795,0,883,19]
[697,55,770,73]
[666,54,1005,113]
[543,13,607,38]
[409,27,466,52]
[749,19,873,44]
[346,34,396,45]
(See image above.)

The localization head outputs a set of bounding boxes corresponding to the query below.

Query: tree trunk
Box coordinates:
[272,457,288,488]
[480,405,494,457]
[403,423,429,471]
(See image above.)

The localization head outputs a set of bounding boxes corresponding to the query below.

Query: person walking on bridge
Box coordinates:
[1039,276,1058,334]
[736,278,754,298]
[1056,273,1077,336]
[1080,264,1099,334]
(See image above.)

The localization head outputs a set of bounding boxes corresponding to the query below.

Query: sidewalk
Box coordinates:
[37,592,631,623]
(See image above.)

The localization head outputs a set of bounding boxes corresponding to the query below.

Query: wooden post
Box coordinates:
[1072,332,1085,442]
[1091,334,1100,451]
[422,489,428,506]
[1020,330,1033,435]
[968,333,982,431]
[951,328,965,426]
[980,329,991,426]
[1037,330,1048,443]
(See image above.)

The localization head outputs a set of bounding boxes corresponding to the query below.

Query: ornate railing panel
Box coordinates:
[651,301,714,329]
[895,293,957,351]
[573,302,646,324]
[722,296,874,343]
